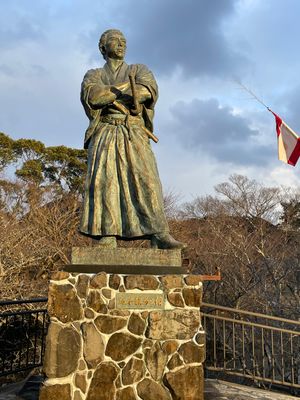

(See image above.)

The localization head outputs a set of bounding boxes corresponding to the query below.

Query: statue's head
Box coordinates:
[98,29,126,61]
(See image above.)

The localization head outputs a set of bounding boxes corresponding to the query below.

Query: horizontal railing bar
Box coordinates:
[202,302,300,326]
[0,298,48,307]
[206,367,300,389]
[202,313,300,335]
[0,308,48,317]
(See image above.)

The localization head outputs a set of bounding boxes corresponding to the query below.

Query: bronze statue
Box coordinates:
[80,29,184,249]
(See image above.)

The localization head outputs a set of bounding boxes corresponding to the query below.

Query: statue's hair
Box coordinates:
[98,29,125,59]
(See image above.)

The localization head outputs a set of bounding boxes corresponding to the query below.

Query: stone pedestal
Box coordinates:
[40,251,205,400]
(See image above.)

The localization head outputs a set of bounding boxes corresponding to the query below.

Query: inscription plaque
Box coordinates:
[116,292,165,309]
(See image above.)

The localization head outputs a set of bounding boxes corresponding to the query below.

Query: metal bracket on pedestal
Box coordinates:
[183,260,221,281]
[198,267,221,281]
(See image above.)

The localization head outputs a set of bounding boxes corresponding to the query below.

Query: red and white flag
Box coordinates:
[271,111,300,166]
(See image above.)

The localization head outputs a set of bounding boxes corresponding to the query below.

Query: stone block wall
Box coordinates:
[40,272,205,400]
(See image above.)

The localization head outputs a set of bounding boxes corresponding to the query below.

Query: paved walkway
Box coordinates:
[0,380,23,399]
[0,378,298,399]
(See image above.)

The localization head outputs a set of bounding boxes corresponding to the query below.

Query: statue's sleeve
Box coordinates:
[135,64,159,132]
[135,64,158,109]
[81,69,103,119]
[80,69,103,149]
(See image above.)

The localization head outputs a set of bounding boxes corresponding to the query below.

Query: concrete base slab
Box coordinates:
[64,264,187,274]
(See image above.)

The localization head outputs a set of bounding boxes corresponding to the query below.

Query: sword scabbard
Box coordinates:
[129,73,141,115]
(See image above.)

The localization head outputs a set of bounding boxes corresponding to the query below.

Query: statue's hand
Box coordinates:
[119,84,151,105]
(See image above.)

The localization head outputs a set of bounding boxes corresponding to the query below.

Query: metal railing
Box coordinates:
[0,298,48,377]
[202,302,300,394]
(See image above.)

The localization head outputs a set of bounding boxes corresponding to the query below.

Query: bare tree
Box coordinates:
[178,175,300,318]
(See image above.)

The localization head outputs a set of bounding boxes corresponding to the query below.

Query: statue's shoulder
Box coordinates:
[133,63,155,79]
[82,67,103,81]
[134,63,151,72]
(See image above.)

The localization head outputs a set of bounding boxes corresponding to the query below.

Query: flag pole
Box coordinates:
[236,81,271,112]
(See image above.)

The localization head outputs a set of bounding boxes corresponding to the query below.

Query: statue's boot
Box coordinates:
[98,236,117,249]
[151,233,186,249]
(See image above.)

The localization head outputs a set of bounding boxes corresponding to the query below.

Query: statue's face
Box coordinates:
[105,32,127,60]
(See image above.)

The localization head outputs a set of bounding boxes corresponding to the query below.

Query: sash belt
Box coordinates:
[100,114,142,126]
[99,113,158,143]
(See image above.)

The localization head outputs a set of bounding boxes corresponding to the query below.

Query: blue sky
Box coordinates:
[1,0,300,199]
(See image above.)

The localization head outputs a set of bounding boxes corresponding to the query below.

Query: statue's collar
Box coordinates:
[104,59,126,74]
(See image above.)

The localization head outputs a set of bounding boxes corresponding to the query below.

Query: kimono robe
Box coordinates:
[79,61,169,238]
